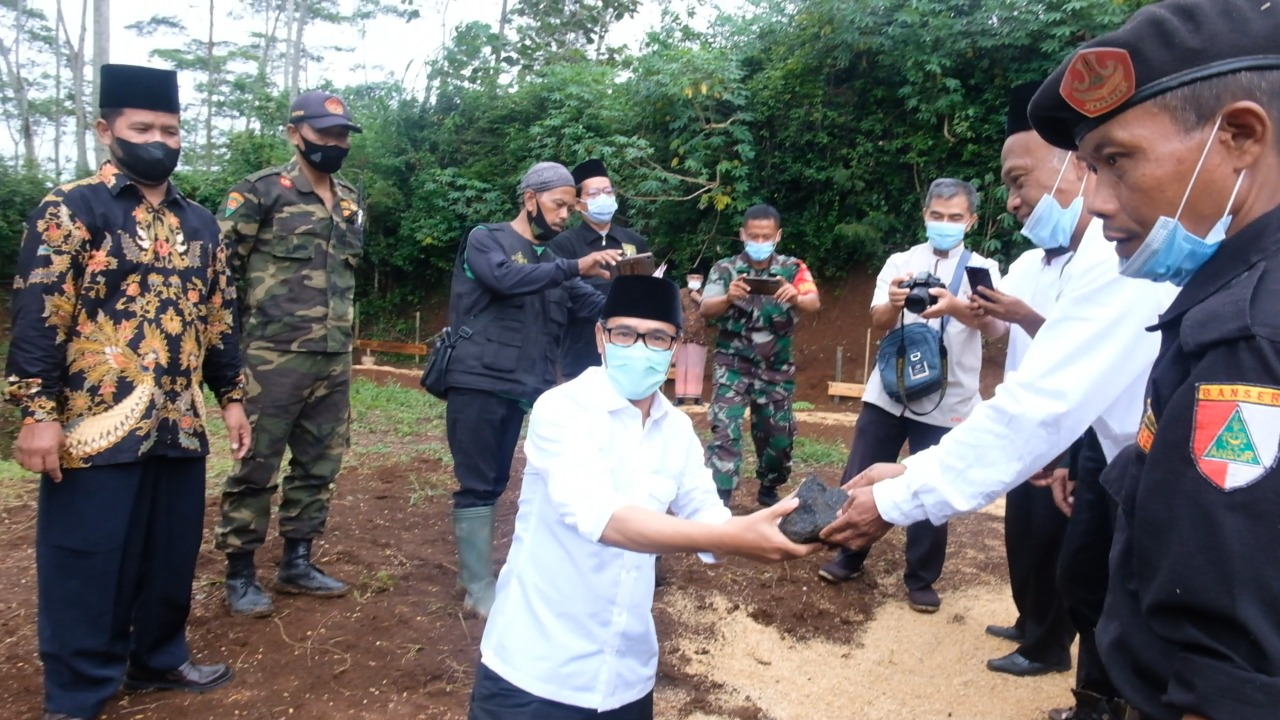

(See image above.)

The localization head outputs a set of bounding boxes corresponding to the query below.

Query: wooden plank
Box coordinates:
[355,339,430,355]
[827,381,865,399]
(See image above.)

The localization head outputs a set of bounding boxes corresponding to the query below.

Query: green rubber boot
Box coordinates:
[453,505,497,617]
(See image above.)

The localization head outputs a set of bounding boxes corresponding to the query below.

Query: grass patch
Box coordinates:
[350,378,445,437]
[0,458,38,509]
[408,473,453,506]
[792,436,848,468]
[793,401,815,411]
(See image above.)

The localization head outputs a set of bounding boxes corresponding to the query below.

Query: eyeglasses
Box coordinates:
[582,187,616,200]
[602,325,678,351]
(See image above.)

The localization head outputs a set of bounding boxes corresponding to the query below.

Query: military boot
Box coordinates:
[275,539,350,597]
[453,506,496,617]
[716,486,733,508]
[225,552,274,617]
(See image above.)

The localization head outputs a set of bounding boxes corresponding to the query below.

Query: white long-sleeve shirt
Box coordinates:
[999,247,1075,374]
[872,221,1180,526]
[479,367,731,711]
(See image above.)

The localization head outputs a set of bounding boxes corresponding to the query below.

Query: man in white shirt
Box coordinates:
[469,275,818,720]
[966,81,1090,682]
[820,94,1179,720]
[817,178,1004,613]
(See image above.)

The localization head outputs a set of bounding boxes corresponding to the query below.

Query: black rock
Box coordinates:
[778,476,848,544]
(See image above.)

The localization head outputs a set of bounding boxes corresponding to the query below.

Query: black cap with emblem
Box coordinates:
[288,90,363,133]
[1028,0,1280,151]
[99,64,180,114]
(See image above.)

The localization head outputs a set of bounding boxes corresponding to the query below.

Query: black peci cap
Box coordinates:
[1029,0,1280,151]
[289,91,363,133]
[571,158,609,186]
[99,64,180,114]
[601,275,683,329]
[1005,81,1041,139]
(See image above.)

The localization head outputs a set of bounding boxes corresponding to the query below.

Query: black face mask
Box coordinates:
[111,138,181,186]
[297,137,349,174]
[527,200,557,243]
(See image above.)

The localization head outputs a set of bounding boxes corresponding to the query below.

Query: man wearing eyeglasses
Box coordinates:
[468,275,819,720]
[550,159,651,379]
[701,204,821,509]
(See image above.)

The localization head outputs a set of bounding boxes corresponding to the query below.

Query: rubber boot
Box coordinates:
[225,552,274,617]
[717,487,733,508]
[453,506,497,618]
[275,539,350,597]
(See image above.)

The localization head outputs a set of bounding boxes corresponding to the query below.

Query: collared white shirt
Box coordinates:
[480,367,731,711]
[862,242,1002,428]
[999,247,1075,374]
[873,221,1181,526]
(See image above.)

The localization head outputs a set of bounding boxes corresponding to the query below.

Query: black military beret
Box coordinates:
[1029,0,1280,150]
[602,275,683,330]
[571,158,609,186]
[99,64,180,114]
[1005,81,1041,139]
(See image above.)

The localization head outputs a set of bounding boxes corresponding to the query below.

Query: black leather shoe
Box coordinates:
[757,484,781,507]
[276,539,350,597]
[716,487,733,508]
[123,661,234,693]
[225,552,274,617]
[44,713,89,720]
[907,586,942,613]
[1048,689,1128,720]
[986,651,1071,677]
[985,623,1025,642]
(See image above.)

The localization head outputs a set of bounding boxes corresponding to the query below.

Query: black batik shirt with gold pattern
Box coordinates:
[5,163,246,468]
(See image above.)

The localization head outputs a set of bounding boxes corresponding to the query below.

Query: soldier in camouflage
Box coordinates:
[701,204,821,509]
[213,91,364,617]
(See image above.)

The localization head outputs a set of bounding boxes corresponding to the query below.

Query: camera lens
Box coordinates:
[904,289,930,315]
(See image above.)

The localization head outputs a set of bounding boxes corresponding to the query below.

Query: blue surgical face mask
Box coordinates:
[1020,155,1087,251]
[745,241,776,262]
[603,342,675,401]
[925,221,966,251]
[585,194,618,224]
[1120,117,1246,287]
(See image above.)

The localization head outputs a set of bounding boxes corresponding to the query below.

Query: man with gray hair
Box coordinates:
[817,178,1004,613]
[443,162,620,617]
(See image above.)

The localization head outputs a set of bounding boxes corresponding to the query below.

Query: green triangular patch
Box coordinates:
[1203,406,1263,467]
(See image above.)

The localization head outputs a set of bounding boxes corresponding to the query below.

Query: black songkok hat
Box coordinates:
[571,158,609,186]
[1029,0,1280,151]
[1005,81,1041,139]
[601,275,683,330]
[99,64,180,114]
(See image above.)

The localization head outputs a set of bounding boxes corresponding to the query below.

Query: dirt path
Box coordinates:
[658,584,1072,720]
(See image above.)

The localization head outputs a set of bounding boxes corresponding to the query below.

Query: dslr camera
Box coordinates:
[898,272,946,314]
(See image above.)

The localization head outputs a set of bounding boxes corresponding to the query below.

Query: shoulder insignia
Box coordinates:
[1192,383,1280,491]
[245,165,285,183]
[224,192,245,217]
[1136,400,1157,453]
[279,175,294,189]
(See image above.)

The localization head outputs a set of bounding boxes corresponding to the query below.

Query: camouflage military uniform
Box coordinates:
[702,252,817,492]
[214,159,362,552]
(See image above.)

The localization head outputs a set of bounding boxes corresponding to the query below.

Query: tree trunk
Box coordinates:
[283,0,296,94]
[2,0,38,170]
[289,0,307,94]
[92,0,110,165]
[54,0,64,178]
[58,0,90,176]
[495,0,509,68]
[205,0,215,171]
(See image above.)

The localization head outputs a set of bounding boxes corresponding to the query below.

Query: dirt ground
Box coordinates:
[0,273,1050,720]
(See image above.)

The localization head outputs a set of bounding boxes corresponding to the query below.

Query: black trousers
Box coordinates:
[836,402,951,590]
[468,663,654,720]
[1058,429,1120,697]
[37,457,206,719]
[447,388,527,509]
[1004,479,1076,665]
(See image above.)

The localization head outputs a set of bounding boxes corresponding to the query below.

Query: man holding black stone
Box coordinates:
[6,64,246,720]
[467,275,818,720]
[550,158,651,379]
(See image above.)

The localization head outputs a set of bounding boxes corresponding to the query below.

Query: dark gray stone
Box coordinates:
[778,475,848,544]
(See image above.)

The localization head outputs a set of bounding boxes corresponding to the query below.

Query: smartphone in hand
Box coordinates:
[965,266,994,294]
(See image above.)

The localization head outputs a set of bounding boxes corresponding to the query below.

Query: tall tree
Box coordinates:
[57,0,89,176]
[91,0,108,164]
[0,0,38,169]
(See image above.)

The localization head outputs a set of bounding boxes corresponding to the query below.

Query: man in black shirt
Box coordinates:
[550,159,651,378]
[1028,1,1280,718]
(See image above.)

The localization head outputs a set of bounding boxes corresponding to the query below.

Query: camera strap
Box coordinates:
[895,249,970,417]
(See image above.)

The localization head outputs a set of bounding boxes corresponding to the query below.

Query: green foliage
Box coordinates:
[792,436,848,468]
[0,164,53,280]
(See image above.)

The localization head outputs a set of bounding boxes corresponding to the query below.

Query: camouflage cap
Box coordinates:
[289,91,363,133]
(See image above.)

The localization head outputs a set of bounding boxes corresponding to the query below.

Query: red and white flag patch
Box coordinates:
[1192,384,1280,491]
